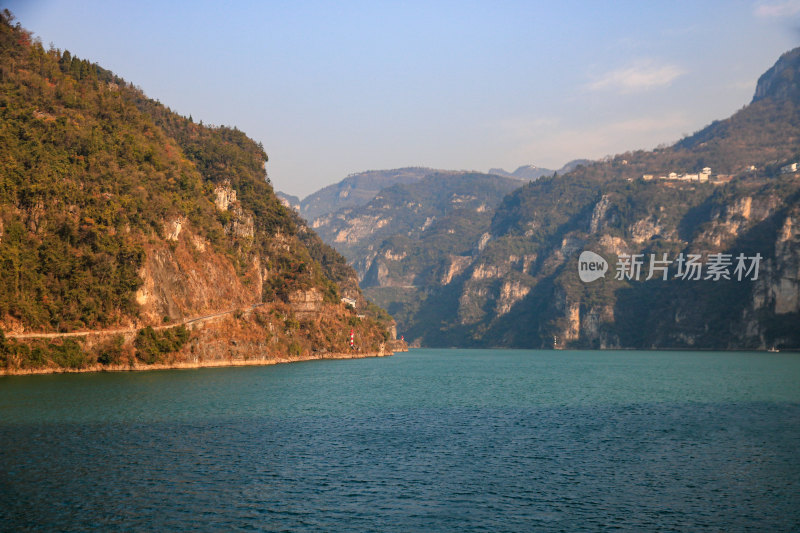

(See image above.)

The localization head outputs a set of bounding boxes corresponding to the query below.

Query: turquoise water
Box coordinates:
[1,349,799,531]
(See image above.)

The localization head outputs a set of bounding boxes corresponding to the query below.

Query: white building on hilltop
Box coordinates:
[645,167,712,182]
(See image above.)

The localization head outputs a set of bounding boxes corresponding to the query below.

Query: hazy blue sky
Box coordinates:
[5,1,800,197]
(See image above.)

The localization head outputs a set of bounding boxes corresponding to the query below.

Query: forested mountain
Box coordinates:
[0,12,399,372]
[326,47,800,350]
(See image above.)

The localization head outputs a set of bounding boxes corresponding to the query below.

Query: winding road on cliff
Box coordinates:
[5,303,266,340]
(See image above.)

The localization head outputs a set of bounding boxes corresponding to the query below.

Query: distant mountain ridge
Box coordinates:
[311,172,522,279]
[488,164,553,180]
[282,162,579,224]
[296,167,440,222]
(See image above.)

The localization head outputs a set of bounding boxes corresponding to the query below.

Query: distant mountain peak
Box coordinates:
[488,165,553,180]
[752,46,800,104]
[276,191,301,211]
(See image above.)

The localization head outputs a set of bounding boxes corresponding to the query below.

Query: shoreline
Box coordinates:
[0,348,403,377]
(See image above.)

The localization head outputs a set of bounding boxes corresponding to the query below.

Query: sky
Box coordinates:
[4,1,800,198]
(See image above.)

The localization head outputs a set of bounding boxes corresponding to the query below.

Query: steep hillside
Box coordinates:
[311,173,522,277]
[347,47,800,350]
[0,13,401,373]
[454,171,800,350]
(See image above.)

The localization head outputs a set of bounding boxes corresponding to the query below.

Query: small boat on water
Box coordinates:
[768,346,780,353]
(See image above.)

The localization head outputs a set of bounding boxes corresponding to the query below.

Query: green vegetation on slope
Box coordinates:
[0,11,396,370]
[0,13,211,330]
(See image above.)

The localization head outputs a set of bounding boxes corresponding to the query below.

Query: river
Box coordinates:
[1,349,799,531]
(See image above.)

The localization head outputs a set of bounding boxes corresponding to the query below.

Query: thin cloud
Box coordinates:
[588,62,687,93]
[754,0,800,17]
[498,112,693,168]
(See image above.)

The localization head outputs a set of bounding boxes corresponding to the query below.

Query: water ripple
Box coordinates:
[1,349,799,531]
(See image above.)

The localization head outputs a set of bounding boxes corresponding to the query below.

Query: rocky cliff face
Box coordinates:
[313,173,522,284]
[375,172,798,350]
[752,48,800,104]
[772,214,800,314]
[740,208,800,347]
[3,175,401,373]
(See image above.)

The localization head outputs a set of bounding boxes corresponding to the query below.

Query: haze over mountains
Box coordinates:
[277,162,585,223]
[285,168,439,222]
[306,47,800,350]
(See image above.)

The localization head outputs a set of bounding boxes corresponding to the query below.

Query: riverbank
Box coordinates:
[1,300,408,377]
[0,343,408,376]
